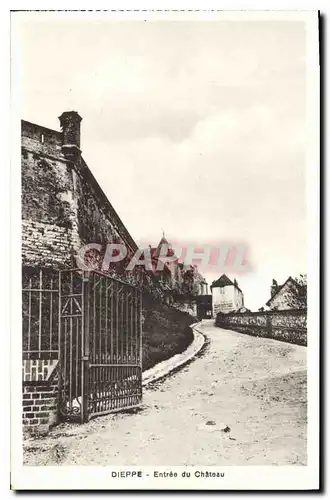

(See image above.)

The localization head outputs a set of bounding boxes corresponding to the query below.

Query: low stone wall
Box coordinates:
[215,309,307,346]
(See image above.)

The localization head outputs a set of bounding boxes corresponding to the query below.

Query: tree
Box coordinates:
[286,274,307,309]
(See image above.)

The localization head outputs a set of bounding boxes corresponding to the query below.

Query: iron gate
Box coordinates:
[59,269,142,422]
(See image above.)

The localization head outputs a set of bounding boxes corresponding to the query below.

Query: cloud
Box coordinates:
[26,19,303,144]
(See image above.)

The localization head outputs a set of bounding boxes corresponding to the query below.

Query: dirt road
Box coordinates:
[24,320,307,466]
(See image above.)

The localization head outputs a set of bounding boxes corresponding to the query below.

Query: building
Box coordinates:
[211,274,244,316]
[151,233,208,297]
[266,276,307,311]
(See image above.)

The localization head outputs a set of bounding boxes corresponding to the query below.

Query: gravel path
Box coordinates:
[24,320,307,466]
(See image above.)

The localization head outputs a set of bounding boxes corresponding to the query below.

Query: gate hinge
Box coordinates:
[82,356,89,361]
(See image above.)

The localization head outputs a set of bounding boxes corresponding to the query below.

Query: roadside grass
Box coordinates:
[142,299,195,371]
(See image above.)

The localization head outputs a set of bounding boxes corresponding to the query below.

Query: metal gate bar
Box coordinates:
[59,269,84,420]
[59,269,142,422]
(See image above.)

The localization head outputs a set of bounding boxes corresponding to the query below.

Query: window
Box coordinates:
[41,133,45,144]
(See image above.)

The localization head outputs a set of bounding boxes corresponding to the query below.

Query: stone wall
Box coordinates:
[215,309,307,346]
[21,119,137,272]
[22,220,74,268]
[22,123,79,268]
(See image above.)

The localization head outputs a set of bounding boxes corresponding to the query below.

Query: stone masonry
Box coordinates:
[22,113,138,270]
[22,360,59,435]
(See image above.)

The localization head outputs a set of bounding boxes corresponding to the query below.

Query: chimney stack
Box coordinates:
[59,111,82,160]
[271,279,278,297]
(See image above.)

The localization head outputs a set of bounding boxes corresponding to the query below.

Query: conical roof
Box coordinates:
[155,232,175,258]
[158,235,169,247]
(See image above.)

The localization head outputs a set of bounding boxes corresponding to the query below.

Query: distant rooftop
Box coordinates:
[211,274,242,293]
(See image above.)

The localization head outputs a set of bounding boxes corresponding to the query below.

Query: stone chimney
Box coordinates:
[59,111,82,160]
[270,279,278,297]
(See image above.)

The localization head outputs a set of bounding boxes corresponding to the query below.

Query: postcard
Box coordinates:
[10,8,320,491]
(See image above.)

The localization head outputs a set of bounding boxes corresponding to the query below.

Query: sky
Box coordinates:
[15,15,307,310]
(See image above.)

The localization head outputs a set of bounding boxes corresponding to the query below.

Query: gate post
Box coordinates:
[81,271,90,423]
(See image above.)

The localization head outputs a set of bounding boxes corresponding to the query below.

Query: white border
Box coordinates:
[305,8,320,488]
